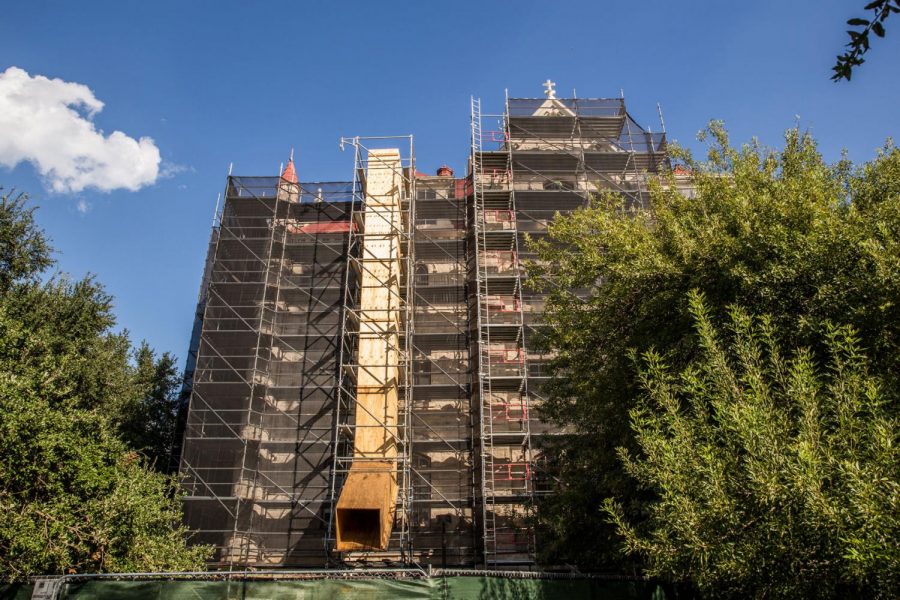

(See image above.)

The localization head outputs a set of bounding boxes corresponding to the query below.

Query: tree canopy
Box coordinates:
[606,293,898,597]
[527,125,900,591]
[0,189,208,581]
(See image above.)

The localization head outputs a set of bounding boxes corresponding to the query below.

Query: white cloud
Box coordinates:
[0,67,161,193]
[76,198,91,214]
[160,161,192,179]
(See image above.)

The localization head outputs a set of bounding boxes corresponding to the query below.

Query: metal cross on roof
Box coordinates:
[542,79,556,98]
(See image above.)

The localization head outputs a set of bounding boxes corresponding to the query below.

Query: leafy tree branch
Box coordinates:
[832,0,899,81]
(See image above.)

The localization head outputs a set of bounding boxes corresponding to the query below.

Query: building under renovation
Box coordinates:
[177,82,669,569]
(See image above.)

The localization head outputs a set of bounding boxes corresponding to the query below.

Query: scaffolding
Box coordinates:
[468,88,668,567]
[179,176,356,567]
[171,203,220,474]
[470,97,535,567]
[328,137,414,563]
[409,171,475,567]
[179,140,483,568]
[178,85,668,570]
[326,138,479,567]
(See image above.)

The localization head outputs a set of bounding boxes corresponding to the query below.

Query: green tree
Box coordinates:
[527,126,900,570]
[605,293,899,597]
[832,1,899,81]
[0,189,51,292]
[117,343,183,472]
[0,189,209,580]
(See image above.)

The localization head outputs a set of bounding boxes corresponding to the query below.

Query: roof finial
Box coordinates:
[281,153,298,183]
[542,79,556,99]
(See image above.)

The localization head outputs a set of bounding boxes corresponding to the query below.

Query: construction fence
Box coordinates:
[3,573,684,600]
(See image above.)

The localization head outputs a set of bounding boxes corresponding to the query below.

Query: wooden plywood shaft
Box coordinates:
[335,149,403,551]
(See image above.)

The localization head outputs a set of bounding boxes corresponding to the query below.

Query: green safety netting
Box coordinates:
[3,577,675,600]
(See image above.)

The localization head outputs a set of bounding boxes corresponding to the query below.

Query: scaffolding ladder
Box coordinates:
[470,97,535,568]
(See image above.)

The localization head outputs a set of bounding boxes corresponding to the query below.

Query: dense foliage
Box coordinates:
[606,293,898,597]
[528,125,900,591]
[0,190,208,581]
[119,342,183,472]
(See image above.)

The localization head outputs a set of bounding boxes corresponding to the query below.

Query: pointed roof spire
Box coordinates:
[281,154,298,184]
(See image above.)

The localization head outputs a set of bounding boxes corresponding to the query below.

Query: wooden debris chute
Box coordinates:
[335,149,403,551]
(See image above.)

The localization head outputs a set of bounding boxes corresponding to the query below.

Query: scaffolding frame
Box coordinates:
[468,91,669,568]
[470,96,535,568]
[328,136,416,563]
[180,177,356,567]
[181,156,481,569]
[409,173,476,567]
[179,87,669,571]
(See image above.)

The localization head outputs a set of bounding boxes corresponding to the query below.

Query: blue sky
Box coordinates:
[1,0,898,365]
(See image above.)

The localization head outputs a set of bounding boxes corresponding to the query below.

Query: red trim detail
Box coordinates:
[494,462,531,481]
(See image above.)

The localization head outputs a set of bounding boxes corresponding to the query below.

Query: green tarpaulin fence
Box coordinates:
[2,576,678,600]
